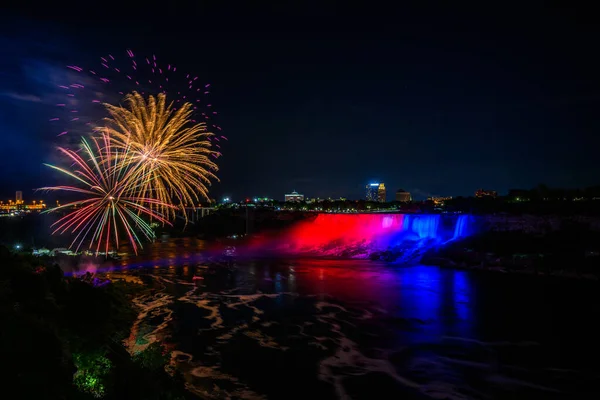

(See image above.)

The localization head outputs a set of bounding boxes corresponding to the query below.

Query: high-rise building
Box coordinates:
[377,183,386,202]
[365,183,379,201]
[395,189,412,202]
[365,183,386,202]
[284,191,304,202]
[15,191,22,202]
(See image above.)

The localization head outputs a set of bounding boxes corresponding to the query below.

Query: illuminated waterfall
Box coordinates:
[273,213,476,260]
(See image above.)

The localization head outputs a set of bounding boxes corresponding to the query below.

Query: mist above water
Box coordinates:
[245,214,476,261]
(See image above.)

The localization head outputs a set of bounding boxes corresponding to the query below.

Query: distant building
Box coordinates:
[365,183,386,202]
[427,196,452,206]
[0,198,46,213]
[15,191,22,202]
[395,189,412,202]
[365,183,380,201]
[377,183,386,202]
[284,191,304,202]
[475,189,497,198]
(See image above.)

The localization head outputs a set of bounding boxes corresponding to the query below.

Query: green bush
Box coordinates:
[0,246,189,399]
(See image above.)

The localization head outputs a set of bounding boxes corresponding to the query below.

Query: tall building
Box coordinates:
[366,183,386,202]
[377,183,386,202]
[15,191,22,202]
[365,183,379,201]
[395,189,412,202]
[284,190,304,202]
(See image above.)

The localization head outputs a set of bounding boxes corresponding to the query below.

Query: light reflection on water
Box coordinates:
[110,239,596,345]
[106,240,599,399]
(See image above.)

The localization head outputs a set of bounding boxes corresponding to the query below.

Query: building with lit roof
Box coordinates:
[284,191,304,202]
[365,183,386,202]
[365,183,379,201]
[377,183,386,202]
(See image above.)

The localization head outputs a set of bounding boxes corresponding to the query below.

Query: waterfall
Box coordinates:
[404,215,440,239]
[453,214,471,239]
[274,213,476,258]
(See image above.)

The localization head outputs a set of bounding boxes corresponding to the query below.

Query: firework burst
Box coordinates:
[98,91,219,219]
[40,134,174,255]
[49,49,226,152]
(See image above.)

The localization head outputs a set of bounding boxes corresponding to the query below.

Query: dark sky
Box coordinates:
[1,3,599,201]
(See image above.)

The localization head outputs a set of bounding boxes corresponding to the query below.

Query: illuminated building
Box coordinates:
[285,191,304,202]
[366,183,386,202]
[16,191,22,202]
[0,197,47,213]
[475,189,497,198]
[377,183,386,202]
[365,183,379,201]
[395,189,412,202]
[427,196,452,206]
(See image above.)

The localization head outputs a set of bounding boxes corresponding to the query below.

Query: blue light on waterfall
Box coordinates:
[409,215,440,239]
[401,214,412,232]
[453,215,471,239]
[281,213,476,259]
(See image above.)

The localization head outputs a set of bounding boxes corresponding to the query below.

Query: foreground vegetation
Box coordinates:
[0,246,189,400]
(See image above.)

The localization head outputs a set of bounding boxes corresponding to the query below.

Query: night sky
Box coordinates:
[1,4,599,201]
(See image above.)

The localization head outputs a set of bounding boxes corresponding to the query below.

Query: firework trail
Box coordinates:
[98,91,219,219]
[49,49,226,155]
[39,134,174,255]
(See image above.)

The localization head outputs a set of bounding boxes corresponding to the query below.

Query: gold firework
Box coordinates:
[40,134,174,255]
[99,91,219,219]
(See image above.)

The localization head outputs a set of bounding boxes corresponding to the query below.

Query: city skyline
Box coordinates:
[1,6,600,201]
[7,181,600,205]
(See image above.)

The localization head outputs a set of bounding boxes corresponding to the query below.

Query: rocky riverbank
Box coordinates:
[420,229,600,280]
[421,254,600,280]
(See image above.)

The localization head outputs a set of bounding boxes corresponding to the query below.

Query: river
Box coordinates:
[97,239,599,399]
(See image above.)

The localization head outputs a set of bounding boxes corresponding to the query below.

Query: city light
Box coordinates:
[0,192,47,216]
[365,182,386,202]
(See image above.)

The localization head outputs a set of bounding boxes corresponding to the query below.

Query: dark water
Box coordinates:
[102,239,600,399]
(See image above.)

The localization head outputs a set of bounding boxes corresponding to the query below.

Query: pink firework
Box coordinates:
[50,49,226,155]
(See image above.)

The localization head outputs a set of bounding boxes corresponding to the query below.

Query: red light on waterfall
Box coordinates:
[242,213,471,258]
[284,214,406,253]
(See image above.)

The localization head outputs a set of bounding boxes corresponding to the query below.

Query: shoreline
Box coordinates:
[421,259,600,281]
